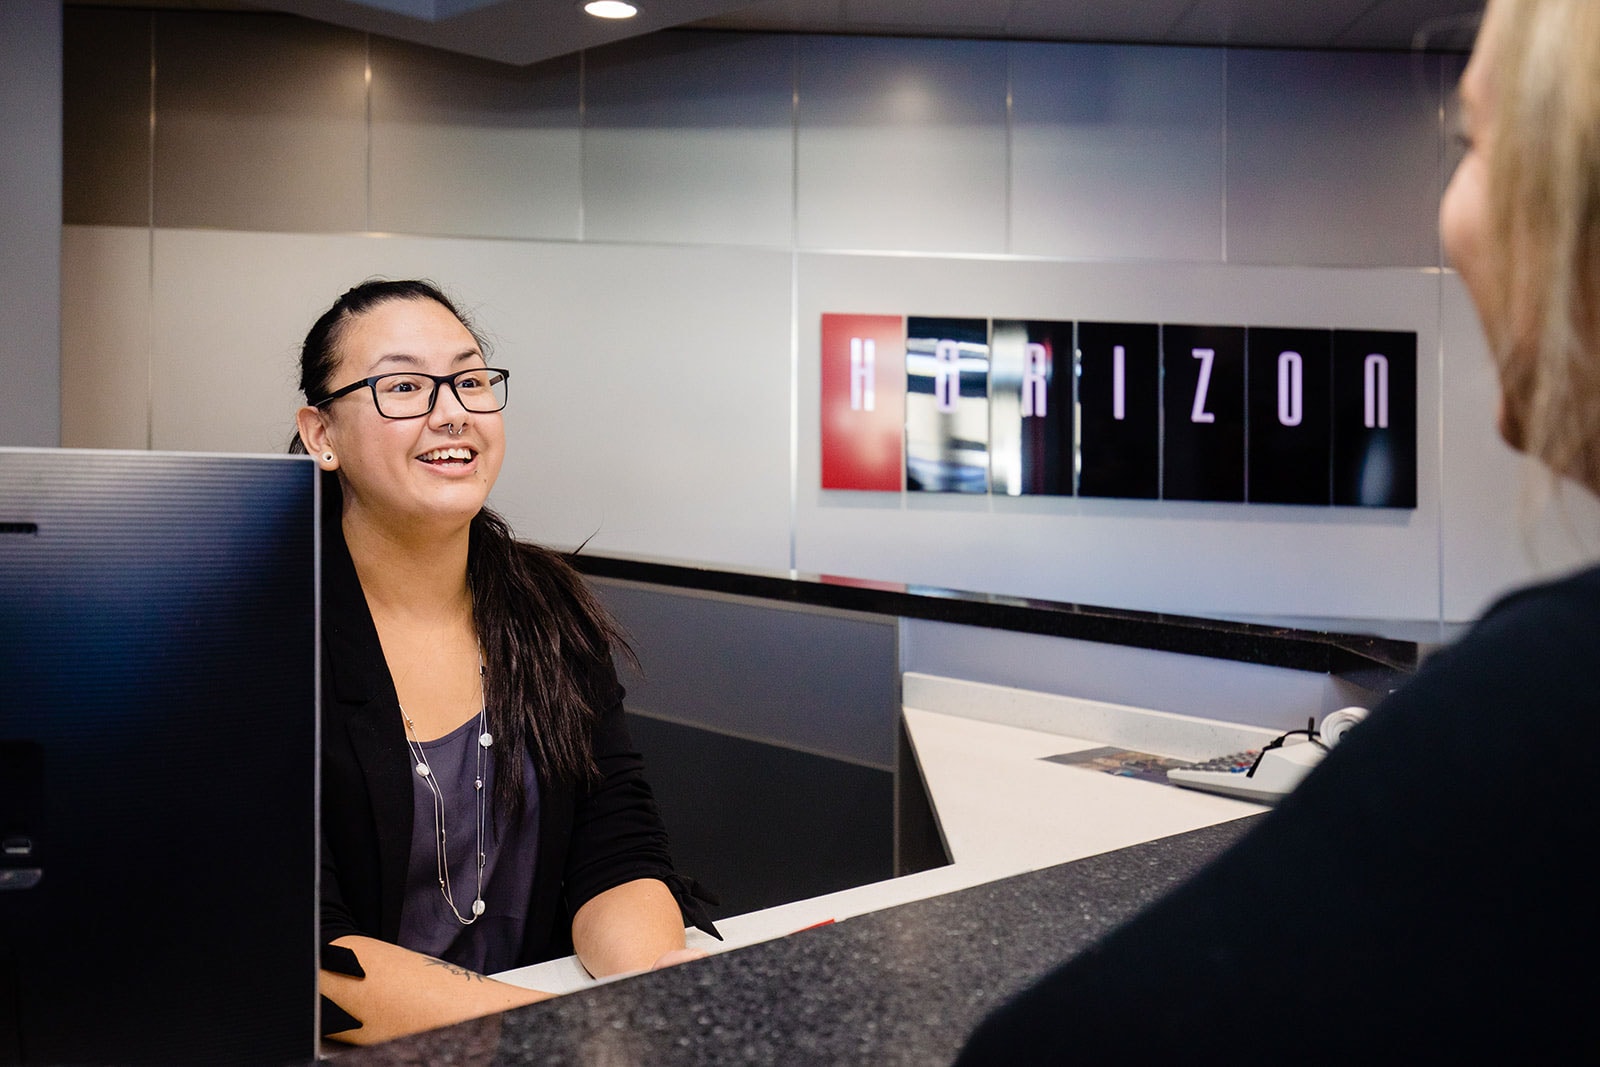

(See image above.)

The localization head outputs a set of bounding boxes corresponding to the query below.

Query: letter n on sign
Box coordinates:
[822,314,906,490]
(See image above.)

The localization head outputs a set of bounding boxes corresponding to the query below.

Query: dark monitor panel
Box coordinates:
[0,449,319,1066]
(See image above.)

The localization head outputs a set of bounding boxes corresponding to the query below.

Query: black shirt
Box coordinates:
[958,565,1600,1062]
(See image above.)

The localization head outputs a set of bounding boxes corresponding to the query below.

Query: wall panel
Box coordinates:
[1009,42,1225,262]
[1,0,62,447]
[583,32,795,247]
[153,12,366,233]
[1226,50,1442,268]
[61,226,153,450]
[369,41,582,240]
[63,8,151,228]
[138,229,794,569]
[796,36,1009,253]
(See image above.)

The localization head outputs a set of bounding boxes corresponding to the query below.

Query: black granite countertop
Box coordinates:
[570,553,1425,679]
[336,815,1262,1067]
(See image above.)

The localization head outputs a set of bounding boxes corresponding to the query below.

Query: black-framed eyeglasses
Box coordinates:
[314,367,511,420]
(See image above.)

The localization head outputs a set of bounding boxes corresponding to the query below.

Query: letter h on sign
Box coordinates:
[850,337,876,412]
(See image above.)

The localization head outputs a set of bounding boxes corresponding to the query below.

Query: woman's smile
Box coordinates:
[417,445,479,468]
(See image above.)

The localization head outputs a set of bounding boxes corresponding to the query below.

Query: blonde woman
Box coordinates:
[959,2,1599,1059]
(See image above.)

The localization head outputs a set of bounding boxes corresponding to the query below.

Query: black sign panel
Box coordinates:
[1162,324,1245,502]
[1248,327,1332,505]
[1078,322,1159,500]
[1333,329,1417,508]
[905,316,990,493]
[992,319,1072,496]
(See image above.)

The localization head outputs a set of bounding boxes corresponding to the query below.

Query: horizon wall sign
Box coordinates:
[820,314,1417,509]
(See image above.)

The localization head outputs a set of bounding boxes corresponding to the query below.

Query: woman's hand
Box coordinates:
[322,935,552,1047]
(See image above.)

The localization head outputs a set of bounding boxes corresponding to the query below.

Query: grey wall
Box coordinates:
[57,10,1600,627]
[2,0,63,447]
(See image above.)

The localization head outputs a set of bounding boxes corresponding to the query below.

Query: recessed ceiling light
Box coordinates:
[583,0,637,17]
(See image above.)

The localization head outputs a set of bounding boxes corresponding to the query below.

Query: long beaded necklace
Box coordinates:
[399,656,494,925]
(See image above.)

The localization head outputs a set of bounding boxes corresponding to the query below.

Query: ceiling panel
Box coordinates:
[1001,0,1196,42]
[93,0,1484,64]
[697,0,1483,51]
[1335,0,1484,50]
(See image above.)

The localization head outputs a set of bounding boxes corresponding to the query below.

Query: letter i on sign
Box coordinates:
[1112,345,1125,421]
[1364,354,1389,429]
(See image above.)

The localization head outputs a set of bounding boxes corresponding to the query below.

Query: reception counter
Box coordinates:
[339,686,1273,1064]
[330,557,1429,1064]
[340,818,1259,1065]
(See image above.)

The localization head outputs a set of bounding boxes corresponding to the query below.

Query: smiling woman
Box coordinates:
[289,280,716,1045]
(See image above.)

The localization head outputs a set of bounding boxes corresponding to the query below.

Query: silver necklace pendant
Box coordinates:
[399,664,491,929]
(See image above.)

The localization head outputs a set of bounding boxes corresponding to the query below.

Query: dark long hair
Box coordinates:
[295,279,623,809]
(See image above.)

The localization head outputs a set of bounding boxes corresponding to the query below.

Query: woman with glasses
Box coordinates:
[293,280,714,1045]
[958,1,1598,1060]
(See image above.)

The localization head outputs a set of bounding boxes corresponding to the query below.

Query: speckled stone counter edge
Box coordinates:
[334,817,1262,1067]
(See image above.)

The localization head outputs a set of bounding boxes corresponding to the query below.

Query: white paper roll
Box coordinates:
[1320,706,1368,746]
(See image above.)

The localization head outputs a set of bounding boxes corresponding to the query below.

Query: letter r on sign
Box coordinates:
[1022,343,1048,418]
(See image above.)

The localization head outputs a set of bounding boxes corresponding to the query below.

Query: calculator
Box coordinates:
[1166,740,1325,804]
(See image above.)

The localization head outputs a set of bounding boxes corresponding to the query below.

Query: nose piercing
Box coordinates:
[444,423,463,437]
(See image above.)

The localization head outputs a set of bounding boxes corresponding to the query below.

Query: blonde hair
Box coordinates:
[1478,0,1600,492]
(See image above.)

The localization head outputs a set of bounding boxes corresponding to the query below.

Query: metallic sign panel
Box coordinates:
[991,319,1071,496]
[906,316,990,494]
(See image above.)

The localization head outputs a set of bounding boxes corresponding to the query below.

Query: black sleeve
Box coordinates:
[561,661,720,938]
[957,575,1600,1063]
[319,833,362,947]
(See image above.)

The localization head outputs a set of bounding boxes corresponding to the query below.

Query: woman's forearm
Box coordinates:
[321,934,553,1046]
[570,877,691,977]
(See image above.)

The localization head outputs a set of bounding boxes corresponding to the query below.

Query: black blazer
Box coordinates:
[318,519,714,968]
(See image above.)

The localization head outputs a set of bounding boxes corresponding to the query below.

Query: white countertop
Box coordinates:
[496,673,1271,994]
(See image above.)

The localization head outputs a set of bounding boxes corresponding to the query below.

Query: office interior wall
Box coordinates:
[2,0,63,447]
[59,11,1596,623]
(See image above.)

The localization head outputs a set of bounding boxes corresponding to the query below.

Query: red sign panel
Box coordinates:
[821,313,906,491]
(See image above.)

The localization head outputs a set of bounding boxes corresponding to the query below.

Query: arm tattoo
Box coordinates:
[424,957,488,983]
